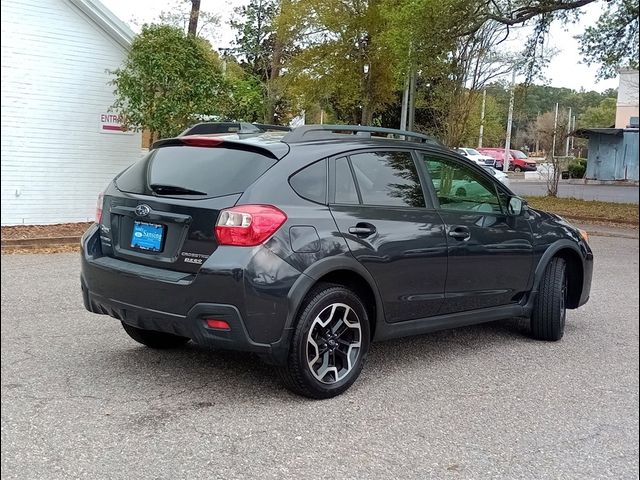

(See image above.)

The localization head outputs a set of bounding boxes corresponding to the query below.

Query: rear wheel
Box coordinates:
[121,322,190,349]
[530,258,567,341]
[278,284,370,399]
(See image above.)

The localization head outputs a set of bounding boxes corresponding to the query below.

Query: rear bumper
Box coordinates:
[80,224,302,364]
[81,279,272,355]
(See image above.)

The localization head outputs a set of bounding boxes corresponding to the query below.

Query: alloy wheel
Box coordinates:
[306,303,362,384]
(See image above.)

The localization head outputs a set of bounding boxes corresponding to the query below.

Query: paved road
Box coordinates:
[510,181,639,204]
[2,237,639,479]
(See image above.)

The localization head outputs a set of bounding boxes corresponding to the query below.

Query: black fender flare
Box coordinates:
[268,254,385,364]
[525,239,584,312]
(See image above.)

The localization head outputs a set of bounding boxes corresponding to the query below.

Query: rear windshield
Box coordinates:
[115,146,276,198]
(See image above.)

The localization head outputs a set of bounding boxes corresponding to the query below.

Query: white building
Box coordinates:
[615,68,639,129]
[1,0,141,225]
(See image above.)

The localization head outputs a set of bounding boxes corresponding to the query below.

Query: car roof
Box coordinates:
[154,125,453,161]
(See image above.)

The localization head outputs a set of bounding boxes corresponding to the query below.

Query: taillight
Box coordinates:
[215,205,287,246]
[95,192,104,224]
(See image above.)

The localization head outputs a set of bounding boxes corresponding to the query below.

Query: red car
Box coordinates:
[478,148,537,172]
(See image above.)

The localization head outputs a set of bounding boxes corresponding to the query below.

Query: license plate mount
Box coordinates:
[130,221,165,252]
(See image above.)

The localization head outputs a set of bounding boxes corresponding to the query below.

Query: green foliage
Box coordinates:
[110,25,226,139]
[230,0,279,79]
[223,61,266,122]
[578,0,639,79]
[568,158,587,178]
[279,0,399,125]
[577,97,617,128]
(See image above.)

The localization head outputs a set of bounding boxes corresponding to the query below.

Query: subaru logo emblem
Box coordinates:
[135,204,151,217]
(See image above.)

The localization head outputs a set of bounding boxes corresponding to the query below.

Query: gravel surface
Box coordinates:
[1,237,638,479]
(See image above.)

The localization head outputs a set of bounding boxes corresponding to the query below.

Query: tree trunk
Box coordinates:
[264,36,283,124]
[188,0,201,36]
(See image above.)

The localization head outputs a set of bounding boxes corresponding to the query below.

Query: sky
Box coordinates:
[100,0,619,93]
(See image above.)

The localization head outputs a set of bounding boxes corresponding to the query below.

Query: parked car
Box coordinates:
[455,147,496,167]
[81,125,593,399]
[478,148,538,172]
[482,165,510,187]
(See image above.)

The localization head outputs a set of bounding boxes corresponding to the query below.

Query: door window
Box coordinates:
[420,154,503,213]
[334,157,359,204]
[349,151,425,208]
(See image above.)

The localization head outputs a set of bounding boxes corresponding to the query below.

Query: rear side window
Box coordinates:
[289,160,327,203]
[116,146,276,198]
[349,151,425,208]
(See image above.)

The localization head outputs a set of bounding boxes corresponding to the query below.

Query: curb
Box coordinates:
[564,215,638,226]
[1,236,80,247]
[586,230,639,240]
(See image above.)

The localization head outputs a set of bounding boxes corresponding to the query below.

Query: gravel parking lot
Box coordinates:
[1,236,638,479]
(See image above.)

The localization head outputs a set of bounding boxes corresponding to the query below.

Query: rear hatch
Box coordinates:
[98,137,284,273]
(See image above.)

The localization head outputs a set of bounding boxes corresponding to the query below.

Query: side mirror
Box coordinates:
[507,196,525,216]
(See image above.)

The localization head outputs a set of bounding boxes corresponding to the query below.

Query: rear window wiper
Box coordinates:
[149,184,207,196]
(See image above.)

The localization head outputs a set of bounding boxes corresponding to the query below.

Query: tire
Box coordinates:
[514,166,522,172]
[121,322,190,349]
[277,283,371,399]
[530,257,567,341]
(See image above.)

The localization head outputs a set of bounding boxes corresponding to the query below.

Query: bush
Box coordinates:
[568,158,587,179]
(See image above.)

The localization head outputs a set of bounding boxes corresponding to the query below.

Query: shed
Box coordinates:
[1,0,142,225]
[574,127,639,182]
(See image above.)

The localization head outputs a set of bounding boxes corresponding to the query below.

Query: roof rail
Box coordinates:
[282,124,441,145]
[252,123,292,132]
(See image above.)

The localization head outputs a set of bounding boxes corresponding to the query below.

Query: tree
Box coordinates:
[110,25,226,140]
[577,97,617,127]
[231,0,292,123]
[157,0,220,41]
[188,0,201,36]
[279,0,398,125]
[533,110,570,196]
[578,0,639,79]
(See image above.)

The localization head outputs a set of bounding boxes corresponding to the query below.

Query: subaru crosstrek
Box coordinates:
[81,125,593,399]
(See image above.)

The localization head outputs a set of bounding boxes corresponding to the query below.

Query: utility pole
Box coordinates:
[570,115,576,152]
[407,69,416,132]
[478,89,486,148]
[565,107,572,157]
[503,68,516,172]
[400,73,409,131]
[551,102,559,158]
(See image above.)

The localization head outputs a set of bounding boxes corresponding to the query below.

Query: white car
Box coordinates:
[482,166,510,187]
[456,148,496,167]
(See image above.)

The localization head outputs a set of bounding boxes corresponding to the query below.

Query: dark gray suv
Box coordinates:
[81,125,593,399]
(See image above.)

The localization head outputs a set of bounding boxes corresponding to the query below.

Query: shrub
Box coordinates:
[568,158,587,179]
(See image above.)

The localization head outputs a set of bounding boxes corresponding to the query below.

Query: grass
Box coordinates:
[524,196,639,225]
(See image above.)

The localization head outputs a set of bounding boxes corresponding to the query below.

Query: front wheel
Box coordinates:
[530,258,567,341]
[277,284,370,399]
[121,322,190,349]
[514,166,522,172]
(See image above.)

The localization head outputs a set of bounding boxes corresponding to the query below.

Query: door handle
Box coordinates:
[348,223,376,236]
[448,226,470,240]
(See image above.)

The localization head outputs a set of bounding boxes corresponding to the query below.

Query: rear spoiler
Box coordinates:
[151,135,289,160]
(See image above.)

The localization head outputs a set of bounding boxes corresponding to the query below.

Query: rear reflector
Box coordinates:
[180,136,224,147]
[96,192,104,224]
[206,319,231,330]
[215,205,287,246]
